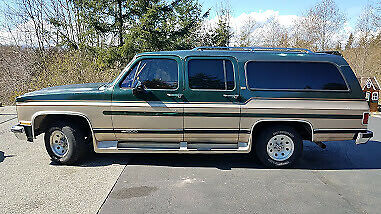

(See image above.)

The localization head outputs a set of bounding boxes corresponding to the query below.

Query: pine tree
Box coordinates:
[345,33,354,50]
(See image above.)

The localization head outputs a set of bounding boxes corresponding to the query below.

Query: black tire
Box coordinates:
[44,121,88,165]
[254,125,303,168]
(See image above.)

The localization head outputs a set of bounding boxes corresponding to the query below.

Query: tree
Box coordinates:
[196,2,232,47]
[236,17,257,47]
[334,41,342,51]
[357,3,379,41]
[261,16,289,47]
[351,2,381,76]
[298,0,346,50]
[345,33,354,50]
[118,0,205,59]
[211,5,233,46]
[62,0,206,65]
[72,0,131,48]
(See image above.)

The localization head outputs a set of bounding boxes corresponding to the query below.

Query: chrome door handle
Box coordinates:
[223,94,239,99]
[167,93,183,98]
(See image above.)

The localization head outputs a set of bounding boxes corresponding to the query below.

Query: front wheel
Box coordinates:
[44,122,88,165]
[255,126,303,168]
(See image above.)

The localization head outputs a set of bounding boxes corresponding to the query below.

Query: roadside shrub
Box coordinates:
[0,46,38,105]
[30,50,119,91]
[0,46,120,105]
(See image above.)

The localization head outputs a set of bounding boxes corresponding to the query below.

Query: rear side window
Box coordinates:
[188,59,234,90]
[246,61,348,91]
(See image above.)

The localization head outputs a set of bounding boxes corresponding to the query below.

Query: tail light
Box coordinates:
[362,112,369,125]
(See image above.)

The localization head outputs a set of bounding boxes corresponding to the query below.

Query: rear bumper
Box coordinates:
[355,130,373,144]
[11,124,33,142]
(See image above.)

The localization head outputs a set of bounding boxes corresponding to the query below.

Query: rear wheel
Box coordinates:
[44,122,88,165]
[254,126,303,168]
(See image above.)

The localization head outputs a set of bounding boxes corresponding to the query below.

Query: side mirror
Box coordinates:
[132,81,146,96]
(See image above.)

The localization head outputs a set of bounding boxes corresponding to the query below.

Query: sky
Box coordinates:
[199,0,369,29]
[0,0,377,47]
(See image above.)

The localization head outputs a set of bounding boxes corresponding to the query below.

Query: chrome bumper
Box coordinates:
[11,125,28,141]
[355,130,373,144]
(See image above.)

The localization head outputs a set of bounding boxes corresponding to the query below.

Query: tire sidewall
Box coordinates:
[44,124,81,164]
[256,126,303,168]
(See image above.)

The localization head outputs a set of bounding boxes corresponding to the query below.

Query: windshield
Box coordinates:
[110,55,137,86]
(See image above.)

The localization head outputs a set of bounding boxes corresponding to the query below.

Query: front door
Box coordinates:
[111,56,184,142]
[183,56,240,143]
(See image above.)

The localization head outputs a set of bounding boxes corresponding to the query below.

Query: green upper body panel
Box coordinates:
[16,49,365,103]
[16,83,112,102]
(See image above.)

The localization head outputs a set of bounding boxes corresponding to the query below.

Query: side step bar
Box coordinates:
[94,141,250,153]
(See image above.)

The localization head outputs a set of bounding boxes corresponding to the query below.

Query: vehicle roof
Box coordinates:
[137,49,349,66]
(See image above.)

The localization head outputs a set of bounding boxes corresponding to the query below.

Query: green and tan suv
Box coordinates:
[11,47,373,167]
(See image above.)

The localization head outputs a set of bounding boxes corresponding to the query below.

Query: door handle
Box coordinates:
[167,93,183,99]
[223,94,239,99]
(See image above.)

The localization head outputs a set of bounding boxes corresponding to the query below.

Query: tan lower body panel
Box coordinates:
[314,133,356,142]
[16,99,369,153]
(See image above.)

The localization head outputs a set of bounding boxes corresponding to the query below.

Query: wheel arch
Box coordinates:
[31,111,95,143]
[248,119,314,151]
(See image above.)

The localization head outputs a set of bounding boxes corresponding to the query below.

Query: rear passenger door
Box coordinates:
[183,56,240,144]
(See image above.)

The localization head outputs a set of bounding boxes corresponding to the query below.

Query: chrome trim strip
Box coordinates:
[93,128,248,134]
[314,129,368,133]
[16,99,367,106]
[103,110,363,119]
[17,101,112,107]
[95,140,249,154]
[192,46,314,53]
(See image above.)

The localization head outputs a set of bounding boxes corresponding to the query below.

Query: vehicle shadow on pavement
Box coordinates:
[77,140,381,170]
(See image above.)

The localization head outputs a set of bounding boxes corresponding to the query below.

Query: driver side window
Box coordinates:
[120,58,178,89]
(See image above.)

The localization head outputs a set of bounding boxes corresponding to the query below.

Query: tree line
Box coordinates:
[0,0,380,105]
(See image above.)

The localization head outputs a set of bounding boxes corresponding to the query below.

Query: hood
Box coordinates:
[16,83,109,102]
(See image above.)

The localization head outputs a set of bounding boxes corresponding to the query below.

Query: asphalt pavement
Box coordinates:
[0,106,126,214]
[1,106,381,214]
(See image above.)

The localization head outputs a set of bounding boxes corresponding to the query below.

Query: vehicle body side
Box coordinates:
[14,50,369,154]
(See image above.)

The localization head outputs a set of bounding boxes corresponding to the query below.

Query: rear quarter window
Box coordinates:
[246,61,348,91]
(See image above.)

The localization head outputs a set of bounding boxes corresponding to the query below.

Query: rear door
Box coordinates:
[183,56,240,143]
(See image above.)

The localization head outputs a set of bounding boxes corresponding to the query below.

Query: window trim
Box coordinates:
[372,92,379,101]
[186,58,237,91]
[244,60,351,92]
[119,57,180,91]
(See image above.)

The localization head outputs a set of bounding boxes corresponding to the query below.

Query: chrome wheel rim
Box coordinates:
[50,130,69,157]
[266,134,294,161]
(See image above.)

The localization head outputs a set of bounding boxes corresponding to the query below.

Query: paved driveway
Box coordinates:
[0,107,126,214]
[1,106,381,213]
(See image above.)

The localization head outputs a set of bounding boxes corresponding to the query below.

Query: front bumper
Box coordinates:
[11,125,27,140]
[355,130,373,144]
[11,124,33,142]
